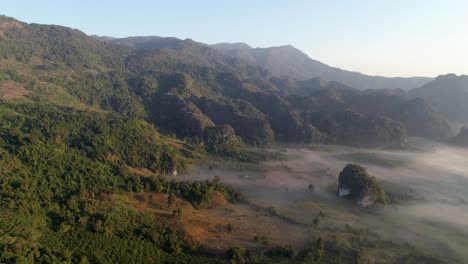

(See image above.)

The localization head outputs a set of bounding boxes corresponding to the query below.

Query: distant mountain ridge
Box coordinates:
[409,74,468,124]
[99,36,432,90]
[211,42,432,91]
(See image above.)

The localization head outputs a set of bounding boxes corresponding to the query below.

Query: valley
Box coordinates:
[177,138,468,263]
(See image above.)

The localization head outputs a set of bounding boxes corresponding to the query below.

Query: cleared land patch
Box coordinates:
[0,80,29,99]
[113,192,309,253]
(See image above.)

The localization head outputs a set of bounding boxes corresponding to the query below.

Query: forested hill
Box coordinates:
[1,15,453,149]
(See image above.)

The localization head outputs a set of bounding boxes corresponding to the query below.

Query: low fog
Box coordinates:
[178,138,468,262]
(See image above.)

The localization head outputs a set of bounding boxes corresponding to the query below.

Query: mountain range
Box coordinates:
[98,36,433,91]
[0,16,462,149]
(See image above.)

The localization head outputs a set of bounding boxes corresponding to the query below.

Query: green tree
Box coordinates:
[226,246,245,264]
[314,237,325,261]
[172,206,182,218]
[168,192,177,209]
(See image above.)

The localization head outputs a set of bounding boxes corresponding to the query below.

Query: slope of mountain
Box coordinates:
[211,43,432,91]
[409,74,468,124]
[287,79,452,141]
[102,36,452,143]
[0,19,452,148]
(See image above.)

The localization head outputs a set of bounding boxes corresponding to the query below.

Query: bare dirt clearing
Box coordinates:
[0,80,29,99]
[113,192,310,253]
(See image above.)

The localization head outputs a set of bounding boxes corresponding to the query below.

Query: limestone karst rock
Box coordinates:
[337,164,386,207]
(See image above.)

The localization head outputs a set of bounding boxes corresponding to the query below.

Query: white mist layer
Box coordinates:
[178,138,468,261]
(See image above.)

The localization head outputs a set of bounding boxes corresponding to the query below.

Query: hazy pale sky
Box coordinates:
[3,0,468,77]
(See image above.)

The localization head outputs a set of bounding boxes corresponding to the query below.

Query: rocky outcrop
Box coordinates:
[309,109,407,148]
[449,127,468,147]
[204,125,241,154]
[241,90,324,143]
[194,97,275,145]
[149,94,214,139]
[337,164,386,207]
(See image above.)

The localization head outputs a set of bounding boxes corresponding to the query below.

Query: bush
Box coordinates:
[226,246,246,264]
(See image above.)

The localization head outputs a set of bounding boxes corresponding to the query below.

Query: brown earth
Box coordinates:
[169,140,188,151]
[127,166,154,176]
[113,192,310,253]
[0,20,24,38]
[0,80,30,99]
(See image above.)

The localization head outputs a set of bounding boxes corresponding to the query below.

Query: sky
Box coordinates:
[2,0,468,77]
